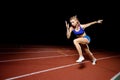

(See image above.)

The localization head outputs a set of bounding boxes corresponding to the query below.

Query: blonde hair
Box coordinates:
[70,15,78,21]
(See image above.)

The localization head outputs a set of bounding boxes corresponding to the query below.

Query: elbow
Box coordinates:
[67,36,70,39]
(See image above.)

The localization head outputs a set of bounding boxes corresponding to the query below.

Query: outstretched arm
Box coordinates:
[65,21,73,39]
[81,19,103,29]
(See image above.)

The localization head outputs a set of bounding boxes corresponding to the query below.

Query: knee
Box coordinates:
[73,39,78,45]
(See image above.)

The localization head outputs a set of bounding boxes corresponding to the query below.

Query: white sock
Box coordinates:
[92,58,97,65]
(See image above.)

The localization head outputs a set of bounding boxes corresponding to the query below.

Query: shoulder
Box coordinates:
[69,26,74,31]
[80,25,85,29]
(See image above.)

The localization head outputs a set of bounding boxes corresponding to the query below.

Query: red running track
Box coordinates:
[0,45,120,80]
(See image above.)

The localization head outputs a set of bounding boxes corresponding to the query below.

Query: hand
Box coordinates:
[65,21,69,29]
[97,19,103,23]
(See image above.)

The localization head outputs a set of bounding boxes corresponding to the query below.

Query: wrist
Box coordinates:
[96,21,98,23]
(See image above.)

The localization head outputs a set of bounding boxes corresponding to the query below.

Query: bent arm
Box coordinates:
[66,27,73,39]
[65,21,73,39]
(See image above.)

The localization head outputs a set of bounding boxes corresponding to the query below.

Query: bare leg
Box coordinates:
[82,44,97,65]
[73,39,83,56]
[73,38,89,62]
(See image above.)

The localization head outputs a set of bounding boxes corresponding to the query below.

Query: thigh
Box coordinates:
[74,37,89,44]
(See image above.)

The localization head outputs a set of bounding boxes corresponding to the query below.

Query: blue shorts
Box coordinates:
[83,35,91,42]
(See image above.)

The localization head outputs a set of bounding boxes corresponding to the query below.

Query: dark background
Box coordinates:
[1,2,120,51]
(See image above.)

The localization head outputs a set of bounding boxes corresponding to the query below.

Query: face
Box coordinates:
[70,19,78,27]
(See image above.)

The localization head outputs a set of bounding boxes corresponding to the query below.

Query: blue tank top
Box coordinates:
[73,26,85,35]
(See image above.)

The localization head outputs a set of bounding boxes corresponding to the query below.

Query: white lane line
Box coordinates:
[97,55,120,60]
[0,50,75,54]
[5,55,120,80]
[0,54,78,62]
[5,63,80,80]
[110,72,120,80]
[57,51,69,56]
